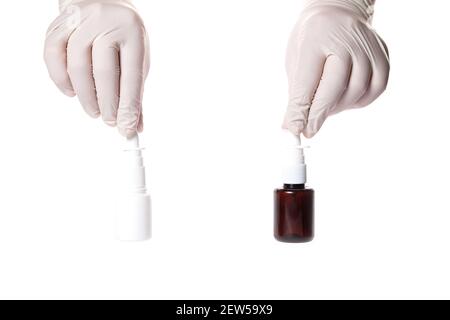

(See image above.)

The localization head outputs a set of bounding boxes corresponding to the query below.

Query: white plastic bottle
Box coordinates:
[116,135,152,241]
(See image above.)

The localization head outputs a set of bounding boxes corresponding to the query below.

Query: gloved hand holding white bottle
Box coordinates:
[283,0,390,138]
[45,0,150,138]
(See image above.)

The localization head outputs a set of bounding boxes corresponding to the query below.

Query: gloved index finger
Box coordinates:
[284,39,326,136]
[117,32,149,138]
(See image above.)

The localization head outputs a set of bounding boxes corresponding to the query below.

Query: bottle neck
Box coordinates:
[284,184,305,190]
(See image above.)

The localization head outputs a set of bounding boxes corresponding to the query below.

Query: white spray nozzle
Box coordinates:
[281,130,309,185]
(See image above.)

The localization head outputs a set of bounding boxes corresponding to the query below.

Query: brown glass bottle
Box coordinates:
[274,184,314,243]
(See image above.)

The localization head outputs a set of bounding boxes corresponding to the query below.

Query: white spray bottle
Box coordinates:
[116,135,152,241]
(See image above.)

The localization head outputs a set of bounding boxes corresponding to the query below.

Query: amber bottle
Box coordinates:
[274,184,314,243]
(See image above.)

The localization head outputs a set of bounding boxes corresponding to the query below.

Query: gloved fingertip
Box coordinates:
[85,110,101,119]
[282,122,303,137]
[58,86,76,97]
[137,117,144,133]
[104,120,117,127]
[289,127,303,137]
[118,127,138,139]
[302,129,316,139]
[303,117,326,139]
[64,90,76,97]
[304,119,321,138]
[305,110,330,138]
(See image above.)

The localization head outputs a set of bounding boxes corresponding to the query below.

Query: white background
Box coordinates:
[0,0,448,300]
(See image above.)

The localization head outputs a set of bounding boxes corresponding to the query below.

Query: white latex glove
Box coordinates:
[45,0,150,138]
[283,0,390,138]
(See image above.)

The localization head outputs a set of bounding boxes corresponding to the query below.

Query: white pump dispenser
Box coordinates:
[116,135,152,241]
[281,131,308,185]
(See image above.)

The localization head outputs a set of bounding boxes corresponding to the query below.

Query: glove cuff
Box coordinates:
[305,0,376,22]
[59,0,134,12]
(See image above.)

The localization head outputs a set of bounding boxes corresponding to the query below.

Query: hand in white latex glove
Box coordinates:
[45,0,150,138]
[283,0,389,138]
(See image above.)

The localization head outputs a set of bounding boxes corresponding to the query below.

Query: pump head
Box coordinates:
[281,131,309,185]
